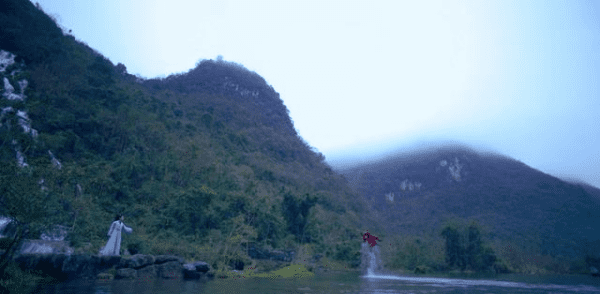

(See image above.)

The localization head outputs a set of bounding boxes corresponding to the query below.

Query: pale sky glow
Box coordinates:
[31,0,600,188]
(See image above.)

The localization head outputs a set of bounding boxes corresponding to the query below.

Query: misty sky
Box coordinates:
[31,0,599,188]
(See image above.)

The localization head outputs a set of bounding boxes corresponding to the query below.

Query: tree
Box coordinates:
[466,221,482,270]
[441,220,497,271]
[0,161,58,276]
[282,192,318,243]
[441,225,465,270]
[466,221,496,271]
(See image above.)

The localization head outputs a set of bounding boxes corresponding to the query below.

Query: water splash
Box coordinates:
[360,242,383,277]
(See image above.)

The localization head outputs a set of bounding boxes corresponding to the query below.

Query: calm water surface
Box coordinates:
[37,271,600,294]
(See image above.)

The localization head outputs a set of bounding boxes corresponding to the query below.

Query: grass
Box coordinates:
[214,263,314,280]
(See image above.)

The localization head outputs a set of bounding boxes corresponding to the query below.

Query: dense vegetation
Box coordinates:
[0,0,384,289]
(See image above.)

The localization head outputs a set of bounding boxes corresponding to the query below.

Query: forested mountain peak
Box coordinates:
[142,57,296,137]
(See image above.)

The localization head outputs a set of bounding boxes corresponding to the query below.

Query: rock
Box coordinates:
[13,253,122,281]
[0,217,18,238]
[40,225,69,241]
[183,263,202,279]
[154,255,184,265]
[183,261,211,280]
[115,268,137,279]
[192,261,210,272]
[14,253,69,280]
[62,254,101,280]
[136,264,157,279]
[98,255,122,267]
[230,259,245,270]
[11,253,211,281]
[97,272,113,280]
[118,254,155,269]
[157,261,182,279]
[19,239,74,255]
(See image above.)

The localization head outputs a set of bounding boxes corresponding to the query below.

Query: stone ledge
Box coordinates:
[11,253,212,282]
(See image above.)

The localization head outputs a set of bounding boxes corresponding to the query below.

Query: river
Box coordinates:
[35,271,600,293]
[26,243,600,293]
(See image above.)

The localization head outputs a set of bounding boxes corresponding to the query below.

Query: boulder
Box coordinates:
[118,254,155,269]
[192,261,210,272]
[19,239,74,255]
[11,253,211,281]
[183,263,202,279]
[157,261,183,279]
[154,255,184,265]
[182,261,211,280]
[0,217,16,238]
[14,253,69,280]
[13,253,121,281]
[62,254,100,280]
[136,264,157,279]
[115,268,137,279]
[97,272,113,280]
[98,255,122,267]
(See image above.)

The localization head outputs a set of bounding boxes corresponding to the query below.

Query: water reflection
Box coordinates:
[362,272,600,293]
[37,270,600,294]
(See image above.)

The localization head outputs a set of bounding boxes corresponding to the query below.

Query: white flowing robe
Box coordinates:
[99,220,132,256]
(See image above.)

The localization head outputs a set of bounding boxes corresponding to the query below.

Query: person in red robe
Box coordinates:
[363,231,380,247]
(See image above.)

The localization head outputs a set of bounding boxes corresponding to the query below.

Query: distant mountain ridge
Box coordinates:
[337,144,600,258]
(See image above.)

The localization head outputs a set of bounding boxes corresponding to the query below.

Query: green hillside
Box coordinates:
[0,0,383,278]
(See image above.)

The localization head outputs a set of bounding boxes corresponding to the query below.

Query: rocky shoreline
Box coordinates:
[11,253,213,282]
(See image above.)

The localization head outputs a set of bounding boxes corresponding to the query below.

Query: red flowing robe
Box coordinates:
[363,232,380,247]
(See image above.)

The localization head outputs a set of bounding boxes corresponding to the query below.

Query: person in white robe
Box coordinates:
[98,214,133,256]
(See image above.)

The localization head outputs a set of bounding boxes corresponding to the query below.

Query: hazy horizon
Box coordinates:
[30,0,600,188]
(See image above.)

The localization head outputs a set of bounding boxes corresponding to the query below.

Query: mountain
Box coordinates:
[0,0,382,272]
[336,143,600,258]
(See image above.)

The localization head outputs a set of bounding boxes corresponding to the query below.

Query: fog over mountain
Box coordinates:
[336,142,600,259]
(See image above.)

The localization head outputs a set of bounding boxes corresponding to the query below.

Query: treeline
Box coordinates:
[378,218,590,275]
[440,220,496,271]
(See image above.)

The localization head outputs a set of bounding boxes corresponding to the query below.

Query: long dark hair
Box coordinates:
[114,214,123,222]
